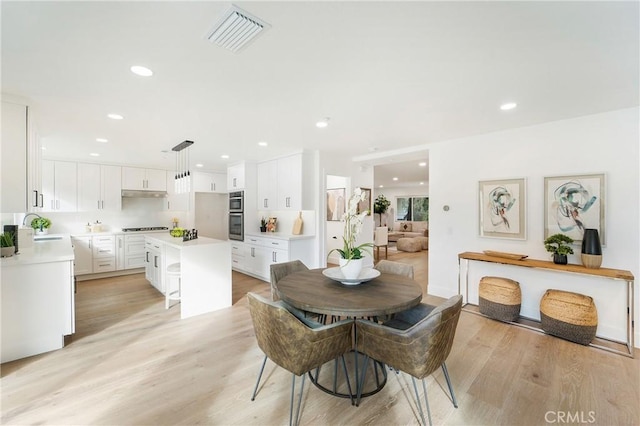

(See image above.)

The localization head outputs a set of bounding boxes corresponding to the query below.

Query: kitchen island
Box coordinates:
[1,235,75,363]
[145,234,231,319]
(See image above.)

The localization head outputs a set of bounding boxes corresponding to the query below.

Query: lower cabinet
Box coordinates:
[232,235,313,282]
[71,236,92,275]
[145,239,164,294]
[92,235,116,273]
[124,234,146,269]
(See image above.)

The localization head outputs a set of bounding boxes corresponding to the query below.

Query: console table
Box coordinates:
[458,251,634,357]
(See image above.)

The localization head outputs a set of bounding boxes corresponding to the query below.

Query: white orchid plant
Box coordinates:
[329,187,373,261]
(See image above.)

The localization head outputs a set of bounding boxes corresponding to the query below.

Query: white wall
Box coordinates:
[428,107,639,345]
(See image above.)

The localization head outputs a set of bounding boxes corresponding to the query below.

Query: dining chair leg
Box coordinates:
[421,378,433,426]
[251,355,268,401]
[412,376,433,426]
[290,373,306,426]
[441,362,458,408]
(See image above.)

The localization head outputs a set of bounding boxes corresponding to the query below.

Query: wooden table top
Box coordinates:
[276,268,423,317]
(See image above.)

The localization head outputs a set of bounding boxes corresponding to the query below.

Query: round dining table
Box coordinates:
[276,267,423,318]
[275,267,423,402]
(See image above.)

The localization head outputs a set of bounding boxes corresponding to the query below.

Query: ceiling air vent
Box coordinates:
[206,5,270,53]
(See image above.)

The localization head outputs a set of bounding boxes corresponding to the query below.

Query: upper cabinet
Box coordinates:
[257,152,314,211]
[77,163,122,211]
[227,163,246,190]
[257,161,278,209]
[42,160,77,212]
[1,100,41,213]
[122,167,166,191]
[193,171,226,193]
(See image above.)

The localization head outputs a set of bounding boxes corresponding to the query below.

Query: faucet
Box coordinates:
[22,213,42,229]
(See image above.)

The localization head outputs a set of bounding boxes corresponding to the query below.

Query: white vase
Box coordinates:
[1,246,14,257]
[339,258,363,280]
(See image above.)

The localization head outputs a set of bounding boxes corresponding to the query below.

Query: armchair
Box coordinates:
[355,295,463,425]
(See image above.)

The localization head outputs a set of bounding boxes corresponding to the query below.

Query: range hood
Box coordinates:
[121,190,168,198]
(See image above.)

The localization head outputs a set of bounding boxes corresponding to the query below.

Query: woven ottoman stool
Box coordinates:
[478,276,521,322]
[540,289,598,345]
[415,236,429,250]
[396,237,422,253]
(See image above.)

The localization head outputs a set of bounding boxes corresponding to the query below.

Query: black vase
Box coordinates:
[553,253,568,265]
[581,228,602,268]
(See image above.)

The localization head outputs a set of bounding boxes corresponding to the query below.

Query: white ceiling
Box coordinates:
[2,1,638,190]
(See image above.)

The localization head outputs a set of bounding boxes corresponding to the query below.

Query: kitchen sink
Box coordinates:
[34,236,63,241]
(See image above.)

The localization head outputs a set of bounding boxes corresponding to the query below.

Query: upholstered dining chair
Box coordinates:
[247,292,354,426]
[374,259,414,279]
[355,295,463,425]
[373,227,389,260]
[270,260,309,301]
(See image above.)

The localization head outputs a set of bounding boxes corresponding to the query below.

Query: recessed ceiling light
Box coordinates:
[392,177,398,181]
[221,154,229,159]
[196,163,204,168]
[258,141,268,147]
[315,118,330,128]
[500,102,517,111]
[89,153,100,157]
[41,146,46,150]
[107,113,124,120]
[379,185,384,188]
[419,182,424,185]
[418,162,426,167]
[130,65,153,77]
[96,138,108,143]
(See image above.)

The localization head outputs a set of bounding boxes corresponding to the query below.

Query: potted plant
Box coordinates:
[1,231,15,257]
[30,217,51,234]
[260,217,267,233]
[373,194,391,227]
[544,233,574,265]
[328,188,374,279]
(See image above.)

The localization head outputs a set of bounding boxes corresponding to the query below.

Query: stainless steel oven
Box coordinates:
[229,191,243,213]
[229,212,244,241]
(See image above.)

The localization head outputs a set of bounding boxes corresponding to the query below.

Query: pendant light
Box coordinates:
[172,140,194,194]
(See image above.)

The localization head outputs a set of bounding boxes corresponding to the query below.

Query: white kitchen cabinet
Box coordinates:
[256,161,278,209]
[165,171,189,211]
[116,235,125,270]
[71,236,92,275]
[92,235,116,273]
[256,152,314,211]
[277,153,314,210]
[193,171,226,193]
[42,160,77,212]
[1,100,42,213]
[77,163,122,211]
[122,167,167,191]
[144,239,164,293]
[227,163,246,190]
[238,235,293,281]
[1,259,74,362]
[124,234,147,269]
[231,241,249,272]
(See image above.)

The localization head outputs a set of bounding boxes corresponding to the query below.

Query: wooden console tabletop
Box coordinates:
[459,251,634,281]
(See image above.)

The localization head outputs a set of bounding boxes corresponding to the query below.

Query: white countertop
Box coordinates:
[244,232,315,241]
[145,234,228,249]
[70,229,169,237]
[1,235,74,266]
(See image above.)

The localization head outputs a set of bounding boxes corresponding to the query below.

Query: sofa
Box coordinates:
[388,221,428,242]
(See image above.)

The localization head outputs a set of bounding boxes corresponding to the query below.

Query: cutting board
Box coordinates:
[292,212,303,235]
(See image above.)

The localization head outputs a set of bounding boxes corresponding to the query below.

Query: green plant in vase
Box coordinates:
[544,233,574,265]
[1,231,15,257]
[373,194,391,227]
[30,217,52,234]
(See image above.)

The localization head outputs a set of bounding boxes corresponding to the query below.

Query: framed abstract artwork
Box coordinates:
[326,188,345,221]
[544,173,605,245]
[357,188,372,215]
[479,178,526,240]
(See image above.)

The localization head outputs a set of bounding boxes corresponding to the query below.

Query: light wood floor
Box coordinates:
[2,248,639,425]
